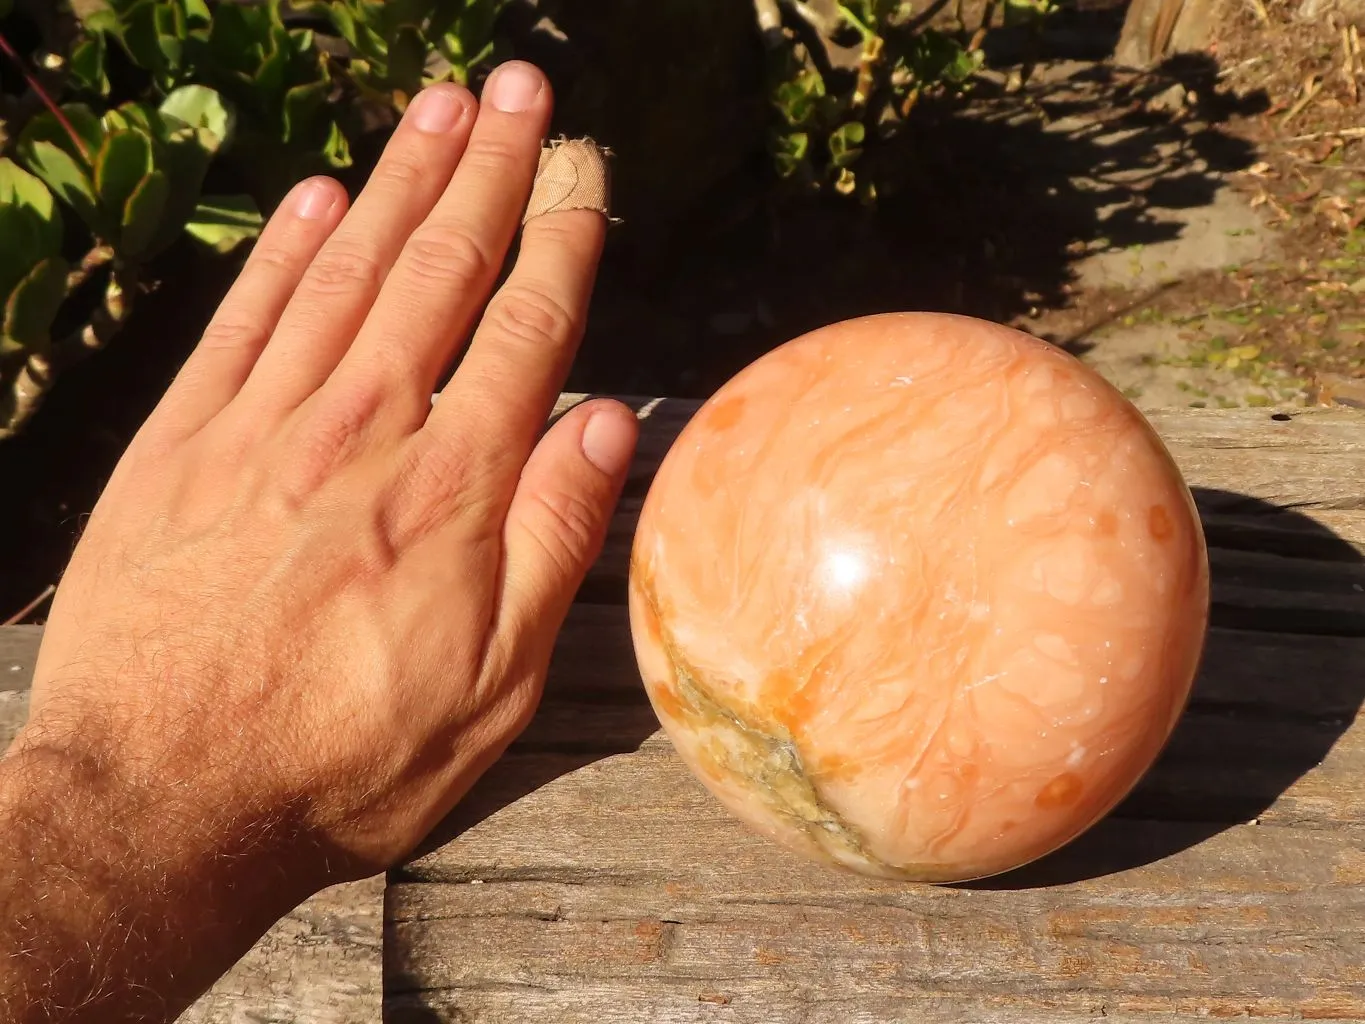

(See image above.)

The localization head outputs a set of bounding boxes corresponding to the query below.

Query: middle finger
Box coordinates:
[322,61,552,435]
[233,83,477,418]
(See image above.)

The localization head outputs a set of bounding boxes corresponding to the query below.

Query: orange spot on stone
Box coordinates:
[706,396,746,432]
[635,584,664,646]
[1149,504,1173,541]
[755,946,785,966]
[648,680,688,723]
[1035,771,1084,809]
[1096,510,1118,536]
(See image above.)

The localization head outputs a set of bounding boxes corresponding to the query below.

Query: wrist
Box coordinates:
[0,716,329,1023]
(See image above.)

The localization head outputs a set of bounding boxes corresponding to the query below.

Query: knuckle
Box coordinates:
[247,242,303,276]
[401,227,494,287]
[524,214,582,254]
[459,138,528,177]
[197,316,262,354]
[390,436,491,541]
[376,145,428,192]
[530,486,602,572]
[485,286,576,351]
[302,243,384,298]
[287,383,384,484]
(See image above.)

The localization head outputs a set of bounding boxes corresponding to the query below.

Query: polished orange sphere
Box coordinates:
[628,313,1209,882]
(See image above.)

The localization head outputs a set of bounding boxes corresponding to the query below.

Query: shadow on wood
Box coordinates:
[964,486,1365,889]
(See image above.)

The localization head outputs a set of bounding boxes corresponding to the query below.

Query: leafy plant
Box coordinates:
[762,0,986,199]
[0,2,263,439]
[81,0,351,201]
[298,0,509,110]
[0,0,509,440]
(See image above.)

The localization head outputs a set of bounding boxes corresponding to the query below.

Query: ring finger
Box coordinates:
[232,83,478,418]
[321,61,552,435]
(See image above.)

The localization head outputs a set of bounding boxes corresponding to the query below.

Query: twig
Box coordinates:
[785,0,837,36]
[1344,25,1359,106]
[0,28,89,161]
[1217,56,1265,79]
[65,245,116,293]
[0,265,138,440]
[1283,126,1365,142]
[1281,74,1323,127]
[1055,281,1181,351]
[3,585,55,627]
[753,0,786,48]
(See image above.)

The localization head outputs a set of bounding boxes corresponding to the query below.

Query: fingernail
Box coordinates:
[295,179,336,220]
[581,407,637,476]
[484,61,543,113]
[409,86,465,134]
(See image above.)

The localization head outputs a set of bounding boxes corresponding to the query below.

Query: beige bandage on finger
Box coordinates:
[522,137,614,225]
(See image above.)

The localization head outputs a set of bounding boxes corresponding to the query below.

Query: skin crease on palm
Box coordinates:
[0,62,642,1024]
[629,313,1211,883]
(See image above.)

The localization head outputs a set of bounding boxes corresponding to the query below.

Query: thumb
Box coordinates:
[496,398,639,662]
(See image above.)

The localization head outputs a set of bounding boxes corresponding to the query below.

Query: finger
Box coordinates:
[425,207,605,483]
[145,177,346,441]
[233,83,477,417]
[492,400,638,666]
[323,61,551,435]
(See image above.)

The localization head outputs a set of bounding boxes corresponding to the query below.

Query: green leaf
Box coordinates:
[3,257,70,354]
[185,194,263,254]
[387,25,428,102]
[94,130,153,228]
[21,105,107,162]
[320,119,352,169]
[828,121,866,168]
[103,101,160,138]
[770,131,809,178]
[0,207,44,302]
[281,79,327,146]
[68,34,111,96]
[145,135,213,256]
[81,8,122,35]
[118,0,173,76]
[160,85,235,152]
[16,139,103,236]
[120,169,170,257]
[0,158,63,256]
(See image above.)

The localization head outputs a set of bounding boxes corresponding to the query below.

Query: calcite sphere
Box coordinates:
[628,313,1209,883]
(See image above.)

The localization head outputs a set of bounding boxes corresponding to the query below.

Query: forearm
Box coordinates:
[0,721,325,1024]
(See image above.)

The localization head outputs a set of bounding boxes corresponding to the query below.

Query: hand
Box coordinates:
[1,61,636,1022]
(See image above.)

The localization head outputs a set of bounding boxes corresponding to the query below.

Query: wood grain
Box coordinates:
[386,741,1365,1022]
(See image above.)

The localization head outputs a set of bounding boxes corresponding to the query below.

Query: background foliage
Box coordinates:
[0,0,1043,439]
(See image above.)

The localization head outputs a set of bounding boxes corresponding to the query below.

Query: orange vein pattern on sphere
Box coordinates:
[628,312,1209,883]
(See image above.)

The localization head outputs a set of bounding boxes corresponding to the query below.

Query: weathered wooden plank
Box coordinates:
[179,875,383,1024]
[386,990,1335,1024]
[558,397,1365,514]
[386,740,1365,1020]
[1,627,38,751]
[0,625,41,691]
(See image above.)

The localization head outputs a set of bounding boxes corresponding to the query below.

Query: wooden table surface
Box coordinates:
[4,398,1365,1023]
